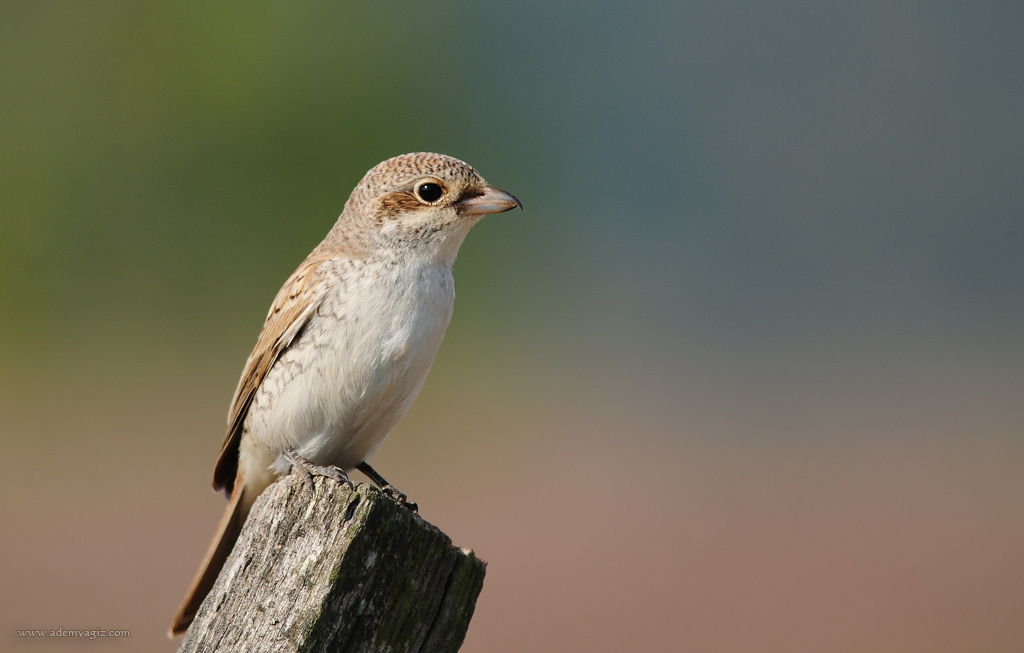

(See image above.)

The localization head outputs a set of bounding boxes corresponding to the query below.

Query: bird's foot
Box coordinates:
[381,485,418,513]
[355,461,418,512]
[285,450,353,493]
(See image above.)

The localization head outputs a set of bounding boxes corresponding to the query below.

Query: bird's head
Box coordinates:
[334,152,521,264]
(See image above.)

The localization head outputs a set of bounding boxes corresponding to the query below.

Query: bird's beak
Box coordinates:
[458,185,523,216]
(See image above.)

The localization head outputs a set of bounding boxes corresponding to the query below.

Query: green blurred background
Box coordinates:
[2,1,1022,650]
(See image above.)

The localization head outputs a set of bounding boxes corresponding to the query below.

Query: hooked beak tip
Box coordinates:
[459,185,523,216]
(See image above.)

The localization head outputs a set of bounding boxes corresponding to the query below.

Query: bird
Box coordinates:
[169,152,521,637]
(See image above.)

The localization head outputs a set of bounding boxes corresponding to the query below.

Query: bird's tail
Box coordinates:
[168,480,249,637]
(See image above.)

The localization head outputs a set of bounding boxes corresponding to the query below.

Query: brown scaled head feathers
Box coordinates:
[344,153,486,221]
[320,153,521,262]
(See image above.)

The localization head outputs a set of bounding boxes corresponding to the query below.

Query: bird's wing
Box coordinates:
[212,253,332,495]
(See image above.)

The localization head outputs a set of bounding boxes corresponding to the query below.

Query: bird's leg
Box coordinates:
[285,449,353,492]
[356,461,418,512]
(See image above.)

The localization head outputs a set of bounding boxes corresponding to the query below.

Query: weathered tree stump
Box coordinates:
[177,473,486,653]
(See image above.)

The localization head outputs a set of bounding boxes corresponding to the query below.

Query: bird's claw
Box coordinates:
[382,485,418,513]
[285,450,354,492]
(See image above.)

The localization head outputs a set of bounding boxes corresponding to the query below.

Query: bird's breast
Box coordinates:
[242,261,456,477]
[332,261,455,367]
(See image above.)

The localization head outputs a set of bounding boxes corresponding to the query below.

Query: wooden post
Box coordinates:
[177,473,486,653]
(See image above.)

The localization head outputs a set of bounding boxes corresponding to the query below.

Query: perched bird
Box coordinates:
[169,153,521,636]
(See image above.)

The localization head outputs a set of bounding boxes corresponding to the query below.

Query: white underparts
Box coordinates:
[238,258,457,496]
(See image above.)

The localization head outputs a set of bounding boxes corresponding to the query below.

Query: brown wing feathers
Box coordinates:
[212,255,330,495]
[170,257,331,636]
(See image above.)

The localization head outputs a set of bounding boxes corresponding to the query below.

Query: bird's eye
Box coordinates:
[416,182,444,203]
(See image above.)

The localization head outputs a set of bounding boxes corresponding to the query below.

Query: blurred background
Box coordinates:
[2,1,1022,650]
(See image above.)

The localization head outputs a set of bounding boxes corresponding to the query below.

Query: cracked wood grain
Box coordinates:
[177,473,486,653]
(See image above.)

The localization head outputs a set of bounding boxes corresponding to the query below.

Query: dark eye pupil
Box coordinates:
[417,183,443,203]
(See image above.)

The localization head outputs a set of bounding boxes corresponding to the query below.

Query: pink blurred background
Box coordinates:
[3,333,1021,651]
